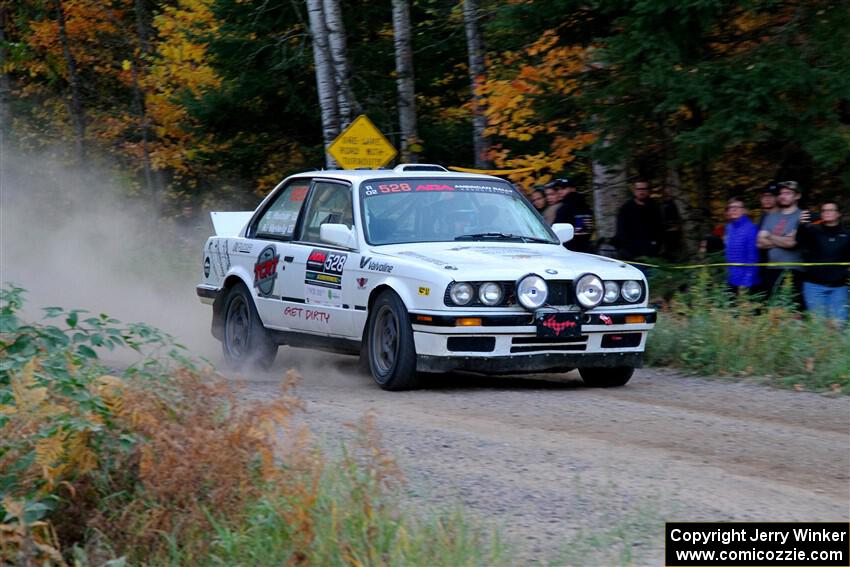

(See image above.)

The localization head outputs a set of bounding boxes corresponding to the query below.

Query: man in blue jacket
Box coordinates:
[724,197,760,293]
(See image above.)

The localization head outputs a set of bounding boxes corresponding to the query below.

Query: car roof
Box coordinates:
[287,169,505,184]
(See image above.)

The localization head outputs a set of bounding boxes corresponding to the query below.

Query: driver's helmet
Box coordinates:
[448,208,477,231]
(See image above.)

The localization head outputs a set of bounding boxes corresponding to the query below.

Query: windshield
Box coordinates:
[359,178,557,245]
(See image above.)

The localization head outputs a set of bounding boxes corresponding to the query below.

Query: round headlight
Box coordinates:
[516,274,548,310]
[478,282,503,306]
[621,280,642,302]
[603,281,620,303]
[575,274,604,308]
[449,282,474,305]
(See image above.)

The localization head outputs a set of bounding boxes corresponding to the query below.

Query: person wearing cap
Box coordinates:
[614,179,664,260]
[757,180,805,308]
[553,178,594,252]
[542,180,567,224]
[797,201,850,324]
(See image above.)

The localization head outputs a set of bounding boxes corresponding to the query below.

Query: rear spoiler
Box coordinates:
[210,211,253,237]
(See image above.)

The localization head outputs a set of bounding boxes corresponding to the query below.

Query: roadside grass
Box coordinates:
[645,271,850,393]
[0,285,508,566]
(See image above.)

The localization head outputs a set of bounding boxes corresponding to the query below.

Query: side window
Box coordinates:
[297,181,353,243]
[254,180,310,239]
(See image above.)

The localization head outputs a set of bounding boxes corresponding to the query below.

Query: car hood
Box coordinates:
[375,242,643,281]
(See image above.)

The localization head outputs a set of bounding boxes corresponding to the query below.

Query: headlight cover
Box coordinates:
[478,282,503,306]
[603,281,620,303]
[449,282,474,305]
[575,274,604,308]
[516,274,548,310]
[621,280,642,302]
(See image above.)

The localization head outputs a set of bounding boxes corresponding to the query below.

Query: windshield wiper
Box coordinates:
[454,232,554,244]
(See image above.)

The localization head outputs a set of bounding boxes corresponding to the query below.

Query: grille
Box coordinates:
[510,334,588,354]
[601,333,642,348]
[447,336,496,352]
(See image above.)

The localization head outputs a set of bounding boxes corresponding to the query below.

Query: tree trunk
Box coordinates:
[323,0,357,128]
[461,0,490,169]
[0,5,11,134]
[53,0,86,165]
[392,0,418,163]
[592,158,627,240]
[306,0,339,167]
[132,0,157,206]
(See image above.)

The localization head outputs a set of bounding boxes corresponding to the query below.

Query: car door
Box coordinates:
[245,178,311,329]
[279,179,356,337]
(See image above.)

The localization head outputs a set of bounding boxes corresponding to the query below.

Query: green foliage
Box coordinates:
[645,272,850,391]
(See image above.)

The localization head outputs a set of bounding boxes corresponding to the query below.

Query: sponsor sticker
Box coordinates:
[203,257,210,278]
[305,284,342,307]
[254,245,280,297]
[305,249,347,290]
[359,256,394,273]
[418,287,430,296]
[284,305,330,324]
[357,277,368,289]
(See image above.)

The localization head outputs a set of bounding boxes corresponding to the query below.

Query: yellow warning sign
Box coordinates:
[327,115,397,169]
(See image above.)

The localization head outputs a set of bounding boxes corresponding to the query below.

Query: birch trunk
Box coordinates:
[323,0,357,128]
[392,0,418,162]
[592,158,627,241]
[306,0,339,167]
[133,0,157,205]
[461,0,490,169]
[0,6,11,134]
[53,0,86,165]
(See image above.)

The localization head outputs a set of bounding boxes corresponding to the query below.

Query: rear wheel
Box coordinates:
[579,366,634,388]
[222,282,278,370]
[367,291,419,390]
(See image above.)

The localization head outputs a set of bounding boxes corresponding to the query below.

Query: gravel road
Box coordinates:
[235,351,850,565]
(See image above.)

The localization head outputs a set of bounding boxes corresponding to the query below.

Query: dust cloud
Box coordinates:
[0,145,363,384]
[1,145,219,359]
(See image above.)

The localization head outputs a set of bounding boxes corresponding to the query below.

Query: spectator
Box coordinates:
[753,183,780,296]
[614,179,663,260]
[529,188,547,214]
[660,187,684,261]
[797,201,850,323]
[542,182,564,224]
[553,178,594,252]
[723,197,760,293]
[757,180,805,307]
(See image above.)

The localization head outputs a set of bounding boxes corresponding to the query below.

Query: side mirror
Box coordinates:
[320,223,357,249]
[552,223,574,244]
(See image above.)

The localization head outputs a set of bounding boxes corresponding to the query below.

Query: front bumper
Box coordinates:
[410,307,655,374]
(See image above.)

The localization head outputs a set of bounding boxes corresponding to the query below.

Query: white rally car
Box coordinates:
[197,165,656,390]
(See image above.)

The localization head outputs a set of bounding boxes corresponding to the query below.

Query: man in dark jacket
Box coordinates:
[552,178,593,252]
[614,180,663,260]
[797,201,850,323]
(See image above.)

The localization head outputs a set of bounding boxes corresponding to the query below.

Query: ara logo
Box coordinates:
[254,245,279,297]
[599,314,613,326]
[359,256,394,273]
[356,277,368,289]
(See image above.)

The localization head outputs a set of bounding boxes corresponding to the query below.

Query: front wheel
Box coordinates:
[221,282,278,370]
[367,291,419,390]
[579,366,634,388]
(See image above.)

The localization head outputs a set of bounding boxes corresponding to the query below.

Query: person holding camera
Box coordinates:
[797,201,850,323]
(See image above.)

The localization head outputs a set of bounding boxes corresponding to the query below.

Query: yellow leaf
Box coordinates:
[122,59,132,71]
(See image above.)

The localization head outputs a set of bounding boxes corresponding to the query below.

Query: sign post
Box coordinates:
[328,115,397,169]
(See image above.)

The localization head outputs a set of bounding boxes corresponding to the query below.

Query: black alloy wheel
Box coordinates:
[367,290,419,390]
[222,282,278,370]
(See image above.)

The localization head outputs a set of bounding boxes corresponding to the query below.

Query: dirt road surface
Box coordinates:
[236,352,849,565]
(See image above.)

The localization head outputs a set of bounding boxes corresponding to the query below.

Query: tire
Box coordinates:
[367,290,419,390]
[221,282,278,370]
[579,366,634,388]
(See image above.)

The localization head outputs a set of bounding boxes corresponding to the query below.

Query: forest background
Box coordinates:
[2,0,849,249]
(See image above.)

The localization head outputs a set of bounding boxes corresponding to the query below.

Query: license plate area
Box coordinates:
[535,311,581,338]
